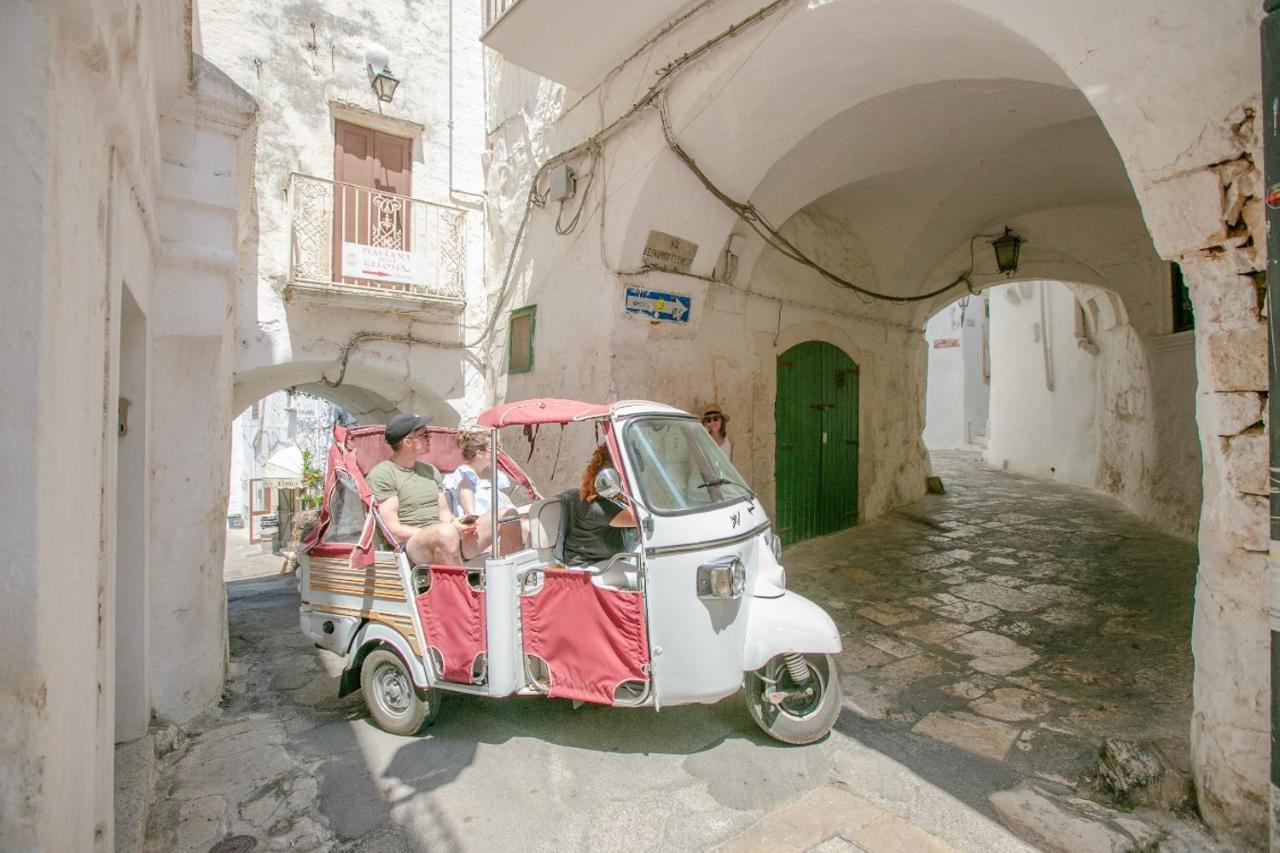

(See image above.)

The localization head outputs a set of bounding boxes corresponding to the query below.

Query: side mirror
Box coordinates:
[594,467,624,500]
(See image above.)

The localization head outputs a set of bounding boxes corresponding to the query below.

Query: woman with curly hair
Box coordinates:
[561,443,636,566]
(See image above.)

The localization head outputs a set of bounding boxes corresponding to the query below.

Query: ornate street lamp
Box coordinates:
[365,45,401,104]
[370,67,401,103]
[991,227,1023,275]
[988,227,1018,274]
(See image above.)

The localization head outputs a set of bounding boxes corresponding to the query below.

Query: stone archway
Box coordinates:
[490,0,1265,835]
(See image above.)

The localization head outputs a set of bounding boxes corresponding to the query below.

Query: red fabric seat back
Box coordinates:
[415,566,487,683]
[521,569,649,705]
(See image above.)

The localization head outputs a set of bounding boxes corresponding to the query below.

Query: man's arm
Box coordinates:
[376,495,422,543]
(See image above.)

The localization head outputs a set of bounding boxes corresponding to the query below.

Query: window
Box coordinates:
[625,417,753,515]
[508,306,536,374]
[1171,262,1194,333]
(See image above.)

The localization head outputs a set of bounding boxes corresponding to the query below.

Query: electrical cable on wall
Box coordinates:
[324,0,989,389]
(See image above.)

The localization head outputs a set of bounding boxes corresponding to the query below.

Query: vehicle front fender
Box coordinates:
[342,622,431,694]
[742,591,842,672]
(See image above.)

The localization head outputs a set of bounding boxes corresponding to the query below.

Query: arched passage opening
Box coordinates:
[579,0,1257,834]
[223,368,407,579]
[923,278,1201,538]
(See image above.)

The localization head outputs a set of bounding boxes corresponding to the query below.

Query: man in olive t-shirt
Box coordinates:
[368,413,474,565]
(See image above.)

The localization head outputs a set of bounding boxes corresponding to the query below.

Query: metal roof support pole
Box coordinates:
[1263,2,1280,845]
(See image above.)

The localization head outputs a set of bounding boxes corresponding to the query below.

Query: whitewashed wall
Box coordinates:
[985,282,1100,485]
[924,295,989,450]
[0,1,254,849]
[482,0,1259,839]
[199,0,492,426]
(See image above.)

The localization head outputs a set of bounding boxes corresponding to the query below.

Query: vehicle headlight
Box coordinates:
[696,557,746,599]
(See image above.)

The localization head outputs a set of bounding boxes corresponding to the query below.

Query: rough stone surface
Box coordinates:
[1141,169,1228,259]
[1097,739,1193,811]
[1207,392,1263,436]
[1199,325,1267,392]
[785,452,1208,836]
[913,712,1021,762]
[989,784,1141,853]
[147,571,1035,853]
[1221,429,1267,496]
[969,689,1053,723]
[114,735,155,853]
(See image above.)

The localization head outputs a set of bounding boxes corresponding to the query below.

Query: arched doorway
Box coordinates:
[775,340,859,545]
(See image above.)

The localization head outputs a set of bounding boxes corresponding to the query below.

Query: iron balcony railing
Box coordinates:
[288,173,467,301]
[483,0,521,33]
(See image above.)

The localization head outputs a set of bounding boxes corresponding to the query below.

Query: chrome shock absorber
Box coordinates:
[783,653,811,684]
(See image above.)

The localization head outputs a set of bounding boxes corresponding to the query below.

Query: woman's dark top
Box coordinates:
[560,488,625,565]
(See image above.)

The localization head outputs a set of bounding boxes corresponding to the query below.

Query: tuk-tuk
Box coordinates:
[298,398,842,744]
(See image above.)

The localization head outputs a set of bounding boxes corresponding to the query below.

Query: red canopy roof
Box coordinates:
[477,398,611,428]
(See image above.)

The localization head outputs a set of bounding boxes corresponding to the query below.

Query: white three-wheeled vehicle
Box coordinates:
[298,398,843,743]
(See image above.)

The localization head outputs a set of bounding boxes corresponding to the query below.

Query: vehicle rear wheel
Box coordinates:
[744,653,841,745]
[360,649,439,736]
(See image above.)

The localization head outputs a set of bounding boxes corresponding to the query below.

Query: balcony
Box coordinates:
[286,173,467,315]
[482,0,698,92]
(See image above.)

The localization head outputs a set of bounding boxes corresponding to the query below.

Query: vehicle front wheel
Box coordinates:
[360,648,439,736]
[744,653,841,745]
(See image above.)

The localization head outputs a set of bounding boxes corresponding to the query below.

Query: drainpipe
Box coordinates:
[448,0,456,194]
[1264,0,1279,845]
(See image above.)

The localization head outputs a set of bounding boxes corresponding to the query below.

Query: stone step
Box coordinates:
[114,733,156,853]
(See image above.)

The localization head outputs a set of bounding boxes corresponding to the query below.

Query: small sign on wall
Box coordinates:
[642,230,699,273]
[342,242,427,286]
[624,286,692,324]
[933,338,960,349]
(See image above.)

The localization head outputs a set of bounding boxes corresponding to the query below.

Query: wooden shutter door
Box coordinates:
[332,121,413,287]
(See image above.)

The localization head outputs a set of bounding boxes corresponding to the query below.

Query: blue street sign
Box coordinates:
[624,286,692,324]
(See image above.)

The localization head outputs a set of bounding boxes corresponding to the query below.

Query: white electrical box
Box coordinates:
[548,164,576,202]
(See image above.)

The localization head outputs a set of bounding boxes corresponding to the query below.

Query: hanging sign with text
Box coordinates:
[624,286,692,324]
[341,242,428,286]
[641,230,699,273]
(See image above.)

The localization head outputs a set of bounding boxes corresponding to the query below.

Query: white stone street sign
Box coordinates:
[641,230,698,273]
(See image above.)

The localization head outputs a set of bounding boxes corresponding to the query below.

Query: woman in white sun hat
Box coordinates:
[700,402,732,461]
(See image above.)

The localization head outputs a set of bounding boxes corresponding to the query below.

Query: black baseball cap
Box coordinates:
[385,413,433,444]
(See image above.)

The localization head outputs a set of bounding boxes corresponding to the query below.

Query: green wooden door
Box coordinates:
[775,341,859,545]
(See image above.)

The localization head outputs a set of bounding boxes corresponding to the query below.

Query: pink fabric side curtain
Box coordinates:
[521,569,649,705]
[416,566,487,683]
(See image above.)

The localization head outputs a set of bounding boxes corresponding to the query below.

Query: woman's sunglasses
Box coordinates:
[701,414,722,423]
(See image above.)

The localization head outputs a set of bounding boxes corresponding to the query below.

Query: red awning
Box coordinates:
[476,398,611,428]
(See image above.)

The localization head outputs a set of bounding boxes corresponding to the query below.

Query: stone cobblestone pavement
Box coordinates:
[784,450,1198,789]
[144,450,1227,852]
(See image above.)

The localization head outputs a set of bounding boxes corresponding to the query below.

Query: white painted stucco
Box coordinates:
[199,0,493,428]
[924,295,988,450]
[482,0,1264,840]
[986,282,1100,487]
[0,0,1268,846]
[0,1,255,849]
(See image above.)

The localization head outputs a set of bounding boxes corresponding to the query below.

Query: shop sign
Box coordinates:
[342,242,427,286]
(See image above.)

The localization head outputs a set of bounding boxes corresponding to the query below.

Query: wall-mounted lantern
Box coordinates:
[365,44,401,104]
[991,227,1023,276]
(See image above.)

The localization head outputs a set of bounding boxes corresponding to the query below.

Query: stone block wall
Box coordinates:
[1144,111,1269,844]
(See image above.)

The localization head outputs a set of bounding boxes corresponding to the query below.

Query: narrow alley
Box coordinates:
[144,453,1217,852]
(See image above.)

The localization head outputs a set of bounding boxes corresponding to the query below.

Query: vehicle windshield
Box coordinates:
[624,417,754,514]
